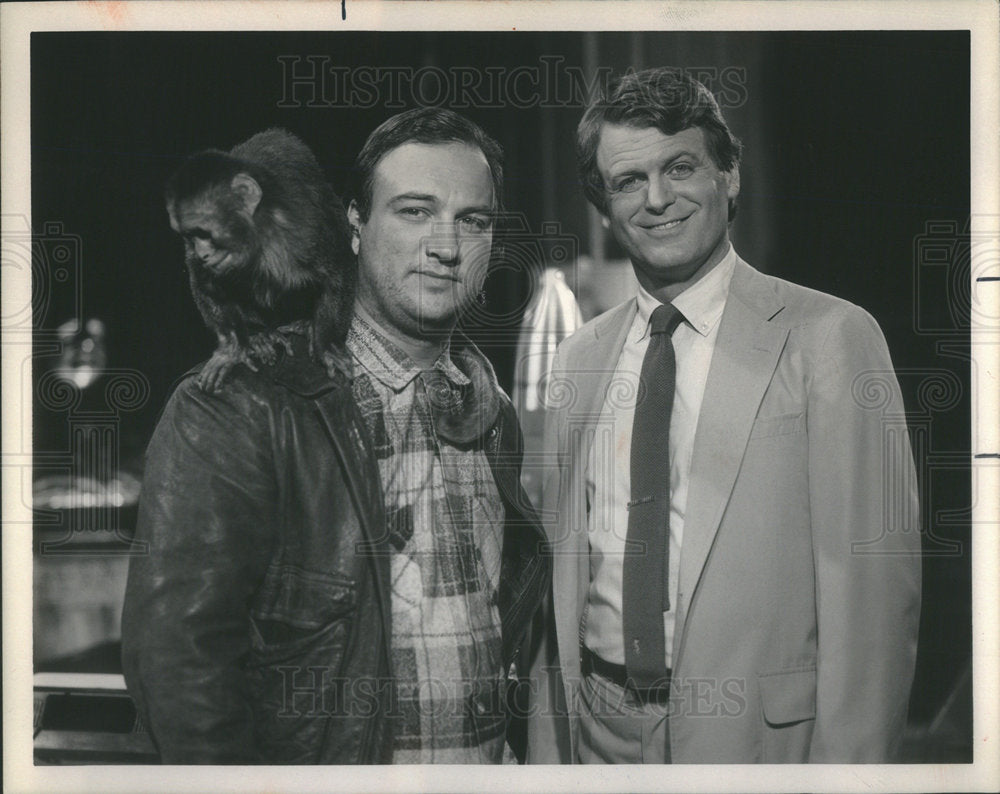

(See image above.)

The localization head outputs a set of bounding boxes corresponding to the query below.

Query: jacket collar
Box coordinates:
[437,329,503,445]
[268,331,351,398]
[728,256,788,324]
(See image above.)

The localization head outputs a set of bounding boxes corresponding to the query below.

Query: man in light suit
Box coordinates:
[526,68,921,764]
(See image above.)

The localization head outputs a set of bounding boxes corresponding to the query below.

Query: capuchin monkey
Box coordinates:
[165,128,355,391]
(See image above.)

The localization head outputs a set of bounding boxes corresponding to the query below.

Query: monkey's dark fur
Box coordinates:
[165,128,355,391]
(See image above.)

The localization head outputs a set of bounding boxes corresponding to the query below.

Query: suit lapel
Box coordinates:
[572,299,638,426]
[673,261,790,665]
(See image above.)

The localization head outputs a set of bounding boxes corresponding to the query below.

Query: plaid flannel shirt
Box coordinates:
[348,314,507,763]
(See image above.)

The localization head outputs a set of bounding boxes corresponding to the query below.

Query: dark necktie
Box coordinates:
[622,302,684,687]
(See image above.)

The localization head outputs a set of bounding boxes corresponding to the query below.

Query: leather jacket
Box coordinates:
[121,338,549,764]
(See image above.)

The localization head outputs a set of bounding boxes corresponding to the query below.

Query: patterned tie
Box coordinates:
[623,302,684,687]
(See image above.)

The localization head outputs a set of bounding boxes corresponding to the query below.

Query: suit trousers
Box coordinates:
[577,671,672,764]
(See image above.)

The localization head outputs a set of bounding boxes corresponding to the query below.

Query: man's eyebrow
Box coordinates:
[388,193,494,217]
[608,149,701,180]
[388,192,439,204]
[662,149,700,165]
[606,166,641,182]
[457,203,494,216]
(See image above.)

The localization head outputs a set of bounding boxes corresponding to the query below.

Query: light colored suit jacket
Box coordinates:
[526,258,921,763]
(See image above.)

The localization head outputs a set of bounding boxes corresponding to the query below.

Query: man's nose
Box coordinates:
[645,174,676,214]
[425,223,459,264]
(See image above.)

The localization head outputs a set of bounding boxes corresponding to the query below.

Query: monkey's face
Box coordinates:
[168,196,252,277]
[349,141,494,340]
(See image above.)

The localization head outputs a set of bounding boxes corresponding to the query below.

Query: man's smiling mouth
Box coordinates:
[642,216,689,231]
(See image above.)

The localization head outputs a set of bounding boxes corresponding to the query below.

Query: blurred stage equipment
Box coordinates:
[513,267,583,507]
[54,317,108,389]
[33,315,146,666]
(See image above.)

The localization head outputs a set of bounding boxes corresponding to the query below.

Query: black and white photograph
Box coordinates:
[2,1,998,792]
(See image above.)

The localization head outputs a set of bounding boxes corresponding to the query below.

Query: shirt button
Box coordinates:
[488,427,498,439]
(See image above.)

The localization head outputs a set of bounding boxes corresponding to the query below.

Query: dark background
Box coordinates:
[30,30,971,761]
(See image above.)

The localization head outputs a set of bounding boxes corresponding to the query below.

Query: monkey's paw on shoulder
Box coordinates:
[197,331,293,393]
[197,341,261,393]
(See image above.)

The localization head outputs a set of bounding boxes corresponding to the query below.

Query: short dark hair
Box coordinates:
[350,107,504,221]
[577,67,743,218]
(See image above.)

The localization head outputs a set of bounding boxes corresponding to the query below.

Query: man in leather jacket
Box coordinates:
[121,109,550,764]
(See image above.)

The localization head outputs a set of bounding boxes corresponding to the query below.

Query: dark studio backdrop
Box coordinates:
[30,30,971,761]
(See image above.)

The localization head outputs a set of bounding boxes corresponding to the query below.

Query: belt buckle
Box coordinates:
[627,679,672,706]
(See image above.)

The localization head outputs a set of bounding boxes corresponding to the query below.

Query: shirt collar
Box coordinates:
[347,310,470,393]
[632,244,737,343]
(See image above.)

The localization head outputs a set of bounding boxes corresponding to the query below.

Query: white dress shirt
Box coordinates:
[583,245,736,669]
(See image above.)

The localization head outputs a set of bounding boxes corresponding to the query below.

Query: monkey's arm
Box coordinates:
[202,325,307,391]
[200,330,259,393]
[188,266,280,392]
[122,376,276,763]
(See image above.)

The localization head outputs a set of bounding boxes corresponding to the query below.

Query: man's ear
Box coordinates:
[230,173,263,216]
[725,167,741,200]
[347,200,362,256]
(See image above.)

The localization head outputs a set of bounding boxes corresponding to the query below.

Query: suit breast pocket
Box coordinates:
[749,411,805,440]
[758,667,816,762]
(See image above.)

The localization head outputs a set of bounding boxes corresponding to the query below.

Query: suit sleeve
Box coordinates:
[121,377,277,763]
[806,305,922,761]
[525,345,575,763]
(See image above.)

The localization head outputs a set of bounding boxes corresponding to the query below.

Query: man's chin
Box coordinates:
[413,295,474,329]
[631,258,714,295]
[411,308,462,338]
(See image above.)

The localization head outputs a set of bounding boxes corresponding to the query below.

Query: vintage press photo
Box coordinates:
[2,1,998,792]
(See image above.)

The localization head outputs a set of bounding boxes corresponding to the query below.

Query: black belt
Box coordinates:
[581,646,673,705]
